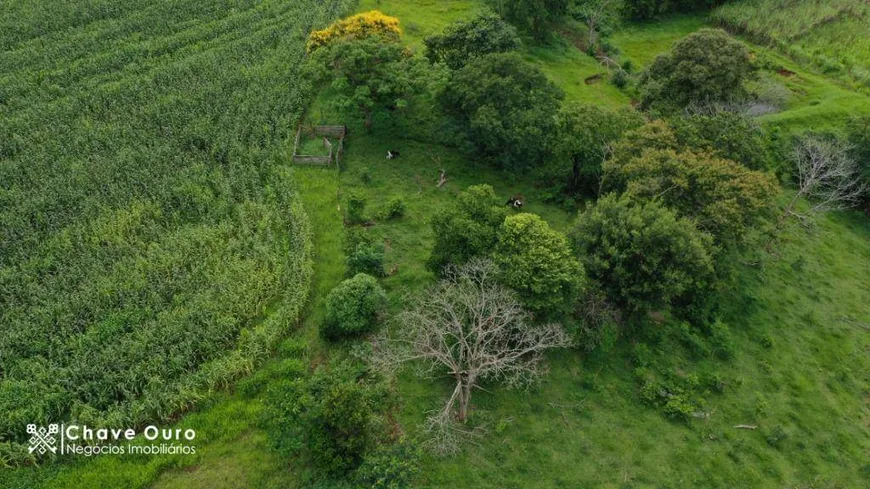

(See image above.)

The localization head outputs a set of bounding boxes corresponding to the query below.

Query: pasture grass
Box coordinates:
[335,131,870,489]
[608,12,870,132]
[712,0,870,90]
[610,13,707,67]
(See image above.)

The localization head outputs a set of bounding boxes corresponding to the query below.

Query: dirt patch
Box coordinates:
[584,73,603,85]
[776,68,796,77]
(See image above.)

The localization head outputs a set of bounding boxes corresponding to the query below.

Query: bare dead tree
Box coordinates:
[786,135,865,219]
[373,259,571,451]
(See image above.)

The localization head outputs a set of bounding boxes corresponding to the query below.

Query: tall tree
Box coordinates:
[493,213,583,314]
[638,29,755,113]
[786,135,866,219]
[306,10,402,52]
[572,194,715,315]
[440,52,563,172]
[428,185,509,272]
[374,260,571,441]
[603,148,778,246]
[424,12,520,70]
[493,0,568,40]
[544,102,643,197]
[306,35,421,130]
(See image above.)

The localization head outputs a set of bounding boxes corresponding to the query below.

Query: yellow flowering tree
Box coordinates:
[307,11,401,52]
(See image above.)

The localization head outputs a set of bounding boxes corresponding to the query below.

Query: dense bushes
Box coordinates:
[845,115,870,209]
[264,362,396,476]
[638,29,755,112]
[323,274,387,340]
[439,53,564,172]
[347,242,386,278]
[542,102,644,198]
[424,12,520,70]
[623,0,725,20]
[572,195,715,315]
[427,185,509,272]
[494,214,582,314]
[603,147,778,246]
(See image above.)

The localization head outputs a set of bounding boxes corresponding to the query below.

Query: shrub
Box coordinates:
[347,242,386,278]
[424,12,520,70]
[572,195,715,316]
[574,288,620,353]
[306,11,402,52]
[264,363,386,476]
[323,274,387,340]
[493,213,583,314]
[439,53,563,172]
[355,440,421,489]
[705,318,734,359]
[611,69,629,89]
[427,184,509,272]
[347,192,367,224]
[638,29,755,113]
[344,225,373,255]
[384,196,406,219]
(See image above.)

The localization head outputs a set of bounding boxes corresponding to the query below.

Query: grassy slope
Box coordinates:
[341,2,870,488]
[357,0,629,106]
[339,130,870,489]
[711,0,870,90]
[610,13,870,132]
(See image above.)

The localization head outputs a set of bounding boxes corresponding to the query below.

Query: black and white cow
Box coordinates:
[386,150,401,160]
[506,195,524,209]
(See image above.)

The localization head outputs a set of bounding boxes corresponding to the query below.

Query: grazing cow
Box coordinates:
[506,195,524,209]
[386,150,401,160]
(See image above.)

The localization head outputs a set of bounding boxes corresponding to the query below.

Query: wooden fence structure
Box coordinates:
[292,124,347,167]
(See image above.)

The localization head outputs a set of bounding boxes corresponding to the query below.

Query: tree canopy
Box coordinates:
[494,0,569,40]
[493,213,583,314]
[424,12,520,70]
[323,273,388,340]
[428,185,509,272]
[572,194,715,315]
[306,35,421,130]
[603,147,778,246]
[670,112,773,171]
[440,52,563,172]
[543,102,644,197]
[638,29,755,112]
[306,10,401,52]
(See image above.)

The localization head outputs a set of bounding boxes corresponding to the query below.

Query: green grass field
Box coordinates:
[712,0,870,91]
[3,1,868,487]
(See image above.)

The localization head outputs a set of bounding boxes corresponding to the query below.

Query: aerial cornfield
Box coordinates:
[0,0,352,463]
